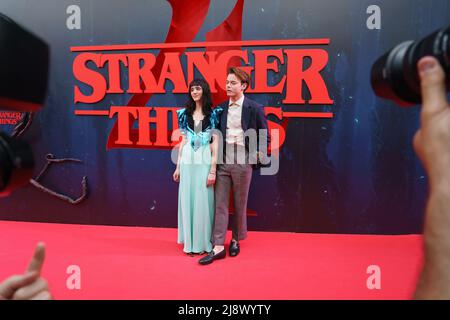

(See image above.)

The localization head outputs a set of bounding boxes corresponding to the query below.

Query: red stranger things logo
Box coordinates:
[0,111,22,125]
[70,0,334,151]
[71,39,334,150]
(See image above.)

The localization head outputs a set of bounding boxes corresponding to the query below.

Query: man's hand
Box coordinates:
[413,56,450,187]
[413,56,450,299]
[0,272,39,300]
[0,242,52,300]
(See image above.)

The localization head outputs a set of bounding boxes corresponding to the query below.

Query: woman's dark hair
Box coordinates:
[185,78,213,117]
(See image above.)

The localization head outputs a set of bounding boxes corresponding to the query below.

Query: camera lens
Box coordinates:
[0,132,34,196]
[371,25,450,106]
[0,13,49,112]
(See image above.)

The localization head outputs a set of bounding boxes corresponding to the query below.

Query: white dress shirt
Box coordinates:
[226,94,245,146]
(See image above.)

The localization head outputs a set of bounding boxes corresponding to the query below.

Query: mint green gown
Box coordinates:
[176,107,222,253]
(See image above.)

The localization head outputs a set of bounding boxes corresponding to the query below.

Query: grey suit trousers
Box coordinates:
[212,146,253,245]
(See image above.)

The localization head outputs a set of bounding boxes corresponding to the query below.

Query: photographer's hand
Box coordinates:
[413,57,450,299]
[413,57,450,185]
[0,242,52,300]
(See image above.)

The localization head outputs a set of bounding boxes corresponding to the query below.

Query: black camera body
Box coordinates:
[0,13,49,195]
[371,25,449,106]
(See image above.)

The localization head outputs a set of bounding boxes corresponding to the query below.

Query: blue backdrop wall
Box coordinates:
[1,0,449,234]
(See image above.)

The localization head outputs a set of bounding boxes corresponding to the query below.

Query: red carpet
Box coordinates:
[0,220,423,300]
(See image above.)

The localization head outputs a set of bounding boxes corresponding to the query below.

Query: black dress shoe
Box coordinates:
[229,240,240,257]
[198,249,226,265]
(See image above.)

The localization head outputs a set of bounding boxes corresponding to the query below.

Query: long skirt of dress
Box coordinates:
[177,143,214,253]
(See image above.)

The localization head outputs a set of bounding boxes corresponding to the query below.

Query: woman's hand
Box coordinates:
[173,168,180,182]
[206,172,216,187]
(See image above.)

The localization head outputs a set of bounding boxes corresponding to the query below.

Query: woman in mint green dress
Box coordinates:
[173,79,222,254]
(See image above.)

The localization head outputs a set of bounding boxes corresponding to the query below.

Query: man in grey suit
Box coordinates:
[199,67,269,265]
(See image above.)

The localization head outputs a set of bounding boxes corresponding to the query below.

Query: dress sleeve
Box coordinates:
[176,108,187,135]
[210,106,223,129]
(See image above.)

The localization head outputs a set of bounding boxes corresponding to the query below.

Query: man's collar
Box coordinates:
[229,94,245,107]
